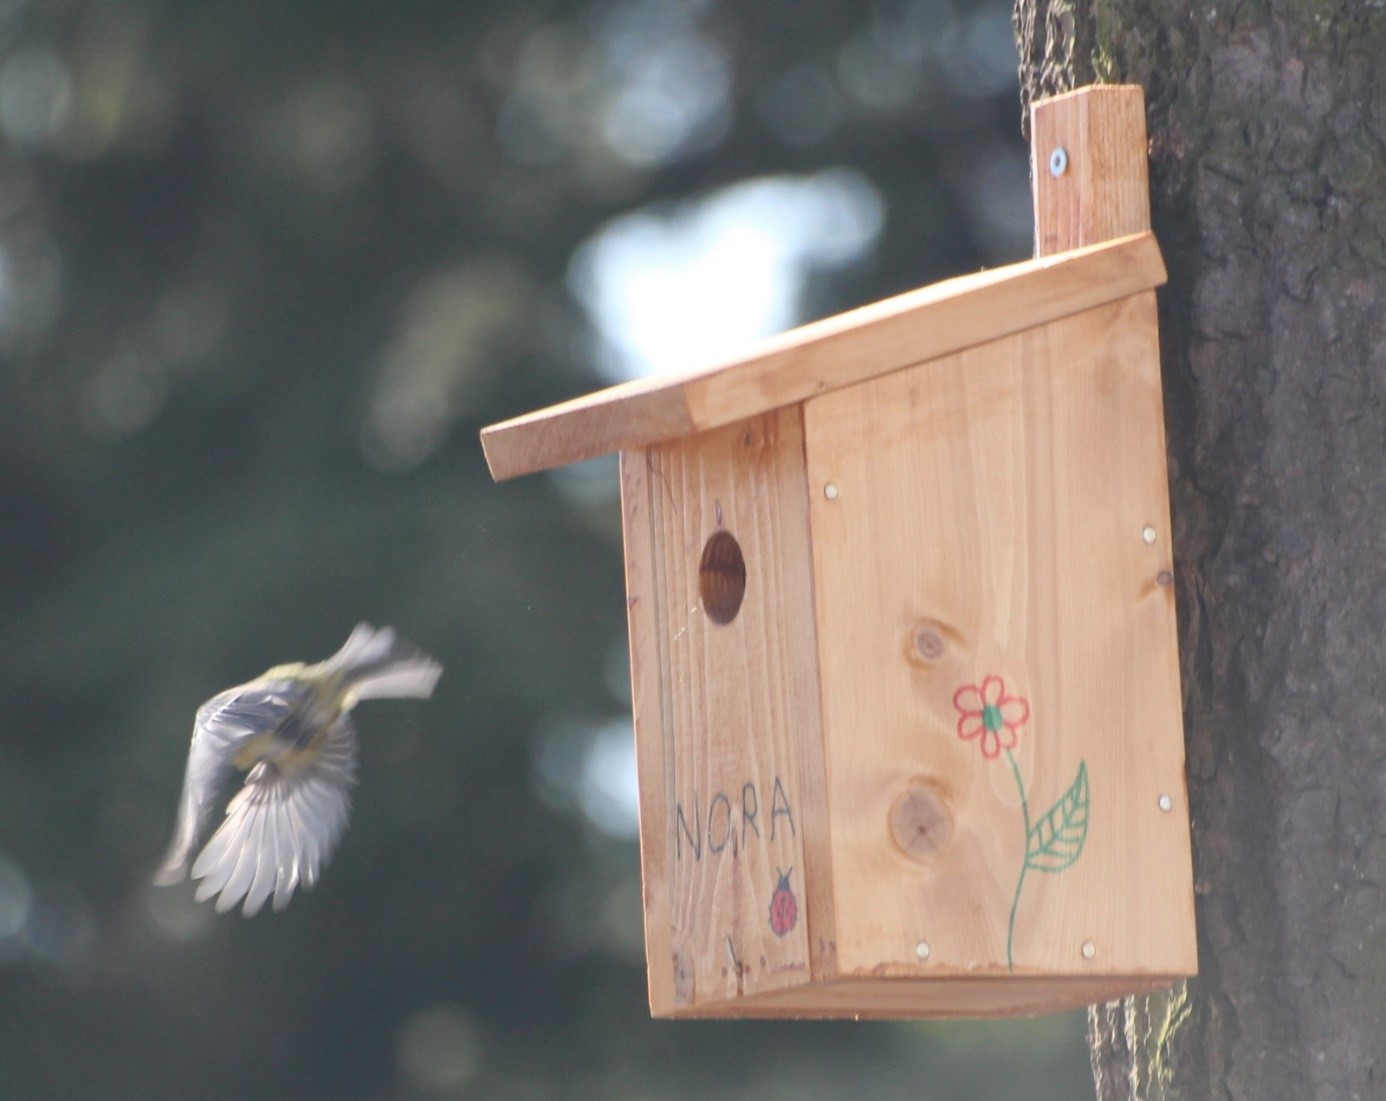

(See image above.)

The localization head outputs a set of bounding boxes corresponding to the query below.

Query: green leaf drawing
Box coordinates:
[1024,761,1089,873]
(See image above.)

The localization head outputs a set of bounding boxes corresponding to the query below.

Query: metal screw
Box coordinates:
[824,482,840,501]
[1081,940,1097,960]
[915,940,931,961]
[1049,147,1068,177]
[1142,525,1157,544]
[1158,793,1173,812]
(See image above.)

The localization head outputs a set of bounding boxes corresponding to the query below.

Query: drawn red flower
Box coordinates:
[953,675,1030,759]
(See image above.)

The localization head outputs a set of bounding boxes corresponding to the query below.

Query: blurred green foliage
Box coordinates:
[0,0,1088,1096]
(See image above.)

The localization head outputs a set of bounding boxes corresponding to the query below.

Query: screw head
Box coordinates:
[1049,146,1068,177]
[1158,793,1174,812]
[915,940,931,960]
[823,482,839,501]
[1081,940,1097,960]
[1142,525,1157,544]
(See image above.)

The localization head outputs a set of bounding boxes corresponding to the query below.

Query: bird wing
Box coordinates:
[153,682,301,886]
[189,712,359,916]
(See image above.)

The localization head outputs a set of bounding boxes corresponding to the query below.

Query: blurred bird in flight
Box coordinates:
[155,624,442,916]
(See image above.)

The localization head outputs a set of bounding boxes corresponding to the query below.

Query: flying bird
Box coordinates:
[155,624,442,916]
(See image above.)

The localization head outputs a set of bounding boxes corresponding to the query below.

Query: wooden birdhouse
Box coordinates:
[482,86,1197,1018]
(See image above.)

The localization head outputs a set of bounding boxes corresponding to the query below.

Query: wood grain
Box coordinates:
[624,409,833,1014]
[620,448,676,1014]
[481,233,1166,481]
[662,975,1180,1019]
[801,292,1197,993]
[1031,85,1151,255]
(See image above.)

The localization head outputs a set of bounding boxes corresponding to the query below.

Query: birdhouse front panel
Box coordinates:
[803,291,1195,993]
[620,407,836,1015]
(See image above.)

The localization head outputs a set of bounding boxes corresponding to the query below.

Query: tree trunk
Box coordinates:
[1013,2,1386,1099]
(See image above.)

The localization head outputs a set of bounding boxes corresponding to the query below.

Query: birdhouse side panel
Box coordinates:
[803,291,1195,997]
[621,408,834,1016]
[621,447,678,1015]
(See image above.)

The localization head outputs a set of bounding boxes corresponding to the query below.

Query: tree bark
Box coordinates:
[1014,2,1386,1099]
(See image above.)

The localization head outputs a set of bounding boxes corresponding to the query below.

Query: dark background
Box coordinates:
[0,1,1090,1096]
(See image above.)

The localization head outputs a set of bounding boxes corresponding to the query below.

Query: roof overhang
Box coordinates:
[481,231,1165,481]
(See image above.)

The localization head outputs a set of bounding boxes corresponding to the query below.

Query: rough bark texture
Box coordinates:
[1014,0,1099,133]
[1014,2,1386,1099]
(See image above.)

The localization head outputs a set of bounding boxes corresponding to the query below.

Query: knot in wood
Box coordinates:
[913,626,945,662]
[906,619,950,666]
[889,781,953,862]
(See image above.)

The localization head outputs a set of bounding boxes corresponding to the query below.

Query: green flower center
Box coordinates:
[982,704,1004,732]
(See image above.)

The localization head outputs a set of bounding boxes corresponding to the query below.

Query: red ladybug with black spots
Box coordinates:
[769,868,797,937]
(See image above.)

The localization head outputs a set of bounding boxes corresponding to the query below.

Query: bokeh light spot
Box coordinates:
[24,882,97,977]
[937,3,1018,99]
[0,48,72,145]
[364,259,531,471]
[532,717,640,841]
[396,1005,484,1093]
[82,350,169,439]
[570,168,884,381]
[0,854,33,950]
[143,882,215,943]
[497,0,730,171]
[598,22,729,167]
[838,26,923,110]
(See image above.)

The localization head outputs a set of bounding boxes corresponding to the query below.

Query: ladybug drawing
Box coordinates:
[769,868,798,937]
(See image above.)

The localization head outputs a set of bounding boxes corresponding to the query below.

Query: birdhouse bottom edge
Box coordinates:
[650,973,1185,1020]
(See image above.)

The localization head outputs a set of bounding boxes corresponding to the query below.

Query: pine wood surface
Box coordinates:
[1031,85,1152,256]
[619,447,677,1014]
[659,976,1179,1020]
[801,291,1196,994]
[481,232,1166,481]
[621,409,833,1014]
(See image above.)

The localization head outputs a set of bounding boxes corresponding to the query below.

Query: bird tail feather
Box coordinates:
[319,623,442,701]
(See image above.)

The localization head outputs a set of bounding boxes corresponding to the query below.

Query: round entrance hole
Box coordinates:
[699,530,746,625]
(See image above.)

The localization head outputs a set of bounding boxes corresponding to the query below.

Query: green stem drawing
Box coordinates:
[1005,754,1091,970]
[1005,747,1030,970]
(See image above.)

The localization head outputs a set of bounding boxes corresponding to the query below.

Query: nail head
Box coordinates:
[1081,940,1097,960]
[1158,793,1173,812]
[824,482,839,501]
[915,940,931,960]
[1142,525,1157,544]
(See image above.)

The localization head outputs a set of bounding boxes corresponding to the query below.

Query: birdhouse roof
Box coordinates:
[481,231,1165,481]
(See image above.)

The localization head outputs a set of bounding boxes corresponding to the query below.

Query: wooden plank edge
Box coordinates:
[787,403,839,986]
[620,446,679,1015]
[619,447,679,1017]
[481,379,695,483]
[683,230,1165,430]
[481,232,1167,481]
[652,974,1191,1020]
